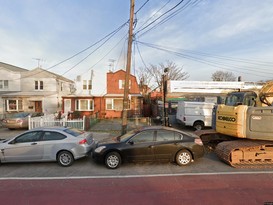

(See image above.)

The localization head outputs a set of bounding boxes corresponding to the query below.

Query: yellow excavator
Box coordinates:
[198,81,273,167]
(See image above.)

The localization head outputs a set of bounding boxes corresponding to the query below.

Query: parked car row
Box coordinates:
[0,126,205,168]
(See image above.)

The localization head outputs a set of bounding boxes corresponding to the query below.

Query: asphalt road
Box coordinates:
[1,127,273,205]
[0,127,273,178]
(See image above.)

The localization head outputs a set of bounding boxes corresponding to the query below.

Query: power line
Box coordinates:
[135,0,185,36]
[137,41,273,78]
[136,0,171,33]
[135,0,150,14]
[62,24,127,76]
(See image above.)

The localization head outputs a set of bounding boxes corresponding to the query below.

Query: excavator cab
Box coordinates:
[225,91,257,106]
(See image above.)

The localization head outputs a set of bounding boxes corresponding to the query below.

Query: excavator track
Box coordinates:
[215,140,273,168]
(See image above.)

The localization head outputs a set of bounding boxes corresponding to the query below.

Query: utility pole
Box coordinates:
[121,0,135,135]
[163,68,169,126]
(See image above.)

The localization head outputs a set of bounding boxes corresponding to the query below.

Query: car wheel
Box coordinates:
[105,152,121,169]
[57,151,74,167]
[176,150,192,166]
[193,121,204,130]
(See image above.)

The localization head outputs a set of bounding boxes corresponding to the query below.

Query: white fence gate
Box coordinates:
[29,114,86,130]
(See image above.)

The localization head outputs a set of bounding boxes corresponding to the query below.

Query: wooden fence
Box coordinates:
[28,114,86,130]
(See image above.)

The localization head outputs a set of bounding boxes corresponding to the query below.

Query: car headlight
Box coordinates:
[94,146,106,153]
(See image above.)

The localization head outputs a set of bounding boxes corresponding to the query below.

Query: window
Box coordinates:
[83,80,87,90]
[0,80,8,89]
[75,99,94,111]
[156,130,183,142]
[131,131,154,144]
[6,99,23,111]
[15,132,43,143]
[118,80,131,89]
[83,80,92,90]
[35,81,43,90]
[42,132,66,141]
[106,98,124,111]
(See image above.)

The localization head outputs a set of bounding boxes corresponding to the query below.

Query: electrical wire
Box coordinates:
[136,0,171,32]
[137,41,273,78]
[135,0,150,14]
[16,21,129,81]
[135,0,185,36]
[61,25,127,76]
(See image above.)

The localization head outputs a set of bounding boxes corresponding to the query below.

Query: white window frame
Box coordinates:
[6,99,23,111]
[0,80,8,89]
[106,98,126,111]
[118,80,131,89]
[75,99,94,111]
[35,80,43,90]
[83,80,92,90]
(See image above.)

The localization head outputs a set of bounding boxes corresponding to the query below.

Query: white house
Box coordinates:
[1,64,75,116]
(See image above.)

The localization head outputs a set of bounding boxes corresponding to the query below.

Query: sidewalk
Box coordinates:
[90,118,151,137]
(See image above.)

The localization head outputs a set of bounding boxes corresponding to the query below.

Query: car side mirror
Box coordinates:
[128,141,134,145]
[8,140,16,145]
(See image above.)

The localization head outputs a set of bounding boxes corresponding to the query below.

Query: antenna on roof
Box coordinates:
[108,59,115,72]
[33,58,45,68]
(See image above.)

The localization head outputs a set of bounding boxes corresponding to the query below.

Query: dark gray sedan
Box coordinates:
[0,127,96,167]
[93,126,205,169]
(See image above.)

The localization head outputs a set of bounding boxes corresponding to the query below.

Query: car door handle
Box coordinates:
[148,145,154,148]
[31,142,37,145]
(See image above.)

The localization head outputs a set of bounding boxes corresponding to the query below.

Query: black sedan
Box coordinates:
[93,126,205,169]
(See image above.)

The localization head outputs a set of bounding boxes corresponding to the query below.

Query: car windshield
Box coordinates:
[119,130,138,142]
[63,128,84,137]
[10,112,30,118]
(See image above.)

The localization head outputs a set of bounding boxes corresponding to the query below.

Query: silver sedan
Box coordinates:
[0,127,96,167]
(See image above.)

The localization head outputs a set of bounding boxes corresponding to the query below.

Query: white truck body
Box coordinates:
[176,101,215,130]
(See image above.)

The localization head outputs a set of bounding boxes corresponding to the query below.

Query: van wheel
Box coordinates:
[193,121,204,130]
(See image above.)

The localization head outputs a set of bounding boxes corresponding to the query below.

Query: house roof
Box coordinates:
[0,62,29,72]
[1,91,57,97]
[22,67,74,83]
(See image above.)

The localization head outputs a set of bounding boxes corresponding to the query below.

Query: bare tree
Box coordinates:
[137,61,189,89]
[211,70,236,81]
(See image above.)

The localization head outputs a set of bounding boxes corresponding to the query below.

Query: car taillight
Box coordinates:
[194,138,203,145]
[17,120,23,123]
[79,139,87,145]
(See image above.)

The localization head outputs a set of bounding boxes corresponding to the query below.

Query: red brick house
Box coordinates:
[62,69,143,119]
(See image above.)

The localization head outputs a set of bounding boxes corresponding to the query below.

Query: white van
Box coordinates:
[176,101,215,130]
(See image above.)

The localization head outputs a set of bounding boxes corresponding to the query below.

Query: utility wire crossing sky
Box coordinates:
[1,0,273,94]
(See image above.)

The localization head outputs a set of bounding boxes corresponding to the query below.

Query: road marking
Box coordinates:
[0,171,273,180]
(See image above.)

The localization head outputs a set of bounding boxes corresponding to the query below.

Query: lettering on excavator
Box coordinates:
[218,116,236,122]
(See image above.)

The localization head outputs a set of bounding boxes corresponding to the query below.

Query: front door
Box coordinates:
[35,101,42,113]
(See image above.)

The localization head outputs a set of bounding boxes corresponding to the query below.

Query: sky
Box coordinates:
[1,0,273,95]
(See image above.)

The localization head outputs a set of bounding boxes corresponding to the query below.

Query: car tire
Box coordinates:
[193,121,204,130]
[105,152,121,169]
[57,151,74,167]
[176,150,192,166]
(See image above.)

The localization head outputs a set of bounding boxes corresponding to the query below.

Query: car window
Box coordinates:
[156,130,183,142]
[15,131,43,143]
[63,128,84,137]
[10,112,30,118]
[42,131,66,141]
[131,130,154,144]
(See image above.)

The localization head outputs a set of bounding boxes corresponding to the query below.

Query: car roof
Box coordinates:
[30,127,68,132]
[136,126,182,132]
